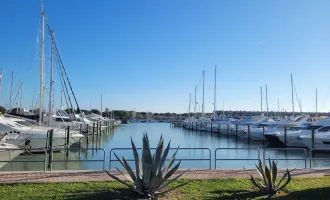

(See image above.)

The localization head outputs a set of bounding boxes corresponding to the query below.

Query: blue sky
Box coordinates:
[0,0,330,113]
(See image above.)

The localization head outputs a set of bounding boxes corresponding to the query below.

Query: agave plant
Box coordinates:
[106,134,189,199]
[244,158,294,199]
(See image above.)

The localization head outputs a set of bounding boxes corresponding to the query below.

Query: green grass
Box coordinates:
[1,177,330,199]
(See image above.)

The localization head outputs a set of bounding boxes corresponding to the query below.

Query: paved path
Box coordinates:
[1,168,330,184]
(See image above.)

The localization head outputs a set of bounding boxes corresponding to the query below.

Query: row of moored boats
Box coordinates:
[183,114,330,150]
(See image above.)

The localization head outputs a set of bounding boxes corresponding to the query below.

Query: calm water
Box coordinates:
[1,122,330,171]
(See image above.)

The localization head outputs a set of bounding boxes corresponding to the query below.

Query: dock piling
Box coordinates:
[48,129,54,171]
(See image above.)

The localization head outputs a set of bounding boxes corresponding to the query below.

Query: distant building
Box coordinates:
[130,111,136,120]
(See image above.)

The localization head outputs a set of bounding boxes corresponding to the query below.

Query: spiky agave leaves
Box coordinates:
[244,158,293,199]
[107,133,189,199]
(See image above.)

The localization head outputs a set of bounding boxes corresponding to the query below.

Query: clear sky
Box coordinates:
[0,0,330,113]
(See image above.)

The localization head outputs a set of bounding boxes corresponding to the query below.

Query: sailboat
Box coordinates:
[2,4,85,152]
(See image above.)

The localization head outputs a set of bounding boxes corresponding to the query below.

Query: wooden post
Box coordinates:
[195,122,198,131]
[99,122,102,135]
[284,126,287,146]
[79,124,82,135]
[48,129,54,171]
[262,126,265,147]
[86,124,89,145]
[235,124,238,140]
[312,128,315,149]
[248,125,250,143]
[96,122,99,137]
[227,124,229,137]
[211,123,213,133]
[218,123,221,135]
[66,126,70,156]
[92,122,95,141]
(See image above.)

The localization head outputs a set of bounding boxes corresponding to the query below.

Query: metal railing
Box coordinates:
[310,148,330,168]
[263,148,307,169]
[50,148,106,171]
[0,148,47,172]
[214,148,260,169]
[109,147,212,170]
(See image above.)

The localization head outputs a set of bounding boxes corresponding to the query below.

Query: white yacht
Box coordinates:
[206,118,236,133]
[0,116,84,152]
[0,134,23,169]
[264,115,314,143]
[275,118,330,147]
[234,115,268,137]
[299,122,330,149]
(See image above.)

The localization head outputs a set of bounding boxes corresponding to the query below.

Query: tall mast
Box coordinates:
[60,89,63,109]
[19,82,23,114]
[213,65,217,119]
[194,85,197,117]
[48,30,54,125]
[39,3,45,126]
[291,74,294,117]
[265,85,269,117]
[202,70,205,117]
[316,88,318,117]
[188,93,191,118]
[9,71,14,110]
[260,87,263,113]
[101,93,103,117]
[31,92,35,110]
[277,98,280,117]
[0,68,2,98]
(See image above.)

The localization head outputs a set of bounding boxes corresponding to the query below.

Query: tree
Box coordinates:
[91,109,101,115]
[0,106,6,114]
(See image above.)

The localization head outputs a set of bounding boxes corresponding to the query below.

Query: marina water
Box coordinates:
[1,123,330,171]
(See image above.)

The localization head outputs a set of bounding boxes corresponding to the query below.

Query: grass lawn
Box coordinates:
[1,177,330,199]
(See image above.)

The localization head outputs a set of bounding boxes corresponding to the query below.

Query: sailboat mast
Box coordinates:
[291,74,294,117]
[316,88,318,117]
[9,71,13,110]
[194,85,197,117]
[60,89,63,109]
[278,98,280,117]
[260,86,263,113]
[188,93,191,118]
[213,66,217,119]
[202,70,205,117]
[39,3,45,126]
[0,68,2,98]
[101,93,103,117]
[265,85,269,117]
[48,30,54,125]
[19,82,23,114]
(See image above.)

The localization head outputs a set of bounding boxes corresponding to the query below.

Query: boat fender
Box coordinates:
[25,140,31,146]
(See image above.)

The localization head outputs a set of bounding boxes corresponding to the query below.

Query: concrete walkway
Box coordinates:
[1,168,330,184]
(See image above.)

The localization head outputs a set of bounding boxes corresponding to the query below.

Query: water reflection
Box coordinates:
[1,123,330,171]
